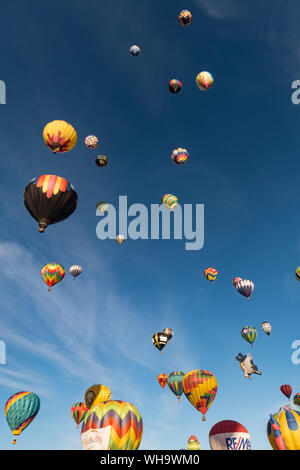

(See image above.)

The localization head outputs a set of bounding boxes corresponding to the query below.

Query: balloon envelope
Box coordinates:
[5,391,40,437]
[209,420,251,450]
[43,120,77,154]
[183,370,217,420]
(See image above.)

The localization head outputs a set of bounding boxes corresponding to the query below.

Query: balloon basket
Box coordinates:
[202,417,206,422]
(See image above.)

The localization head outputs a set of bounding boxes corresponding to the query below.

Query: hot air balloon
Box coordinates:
[232,277,242,287]
[294,394,300,406]
[162,194,178,210]
[116,234,125,245]
[84,384,112,410]
[69,265,82,278]
[178,10,192,26]
[196,72,214,91]
[43,120,77,154]
[167,371,185,402]
[204,267,218,283]
[95,155,108,167]
[295,267,300,281]
[236,279,254,300]
[81,400,143,450]
[236,353,262,380]
[187,435,200,450]
[24,175,78,233]
[130,45,141,56]
[267,406,300,450]
[152,332,168,353]
[96,201,109,213]
[171,148,189,166]
[168,79,182,94]
[281,385,292,400]
[41,263,65,291]
[162,328,174,341]
[262,321,271,336]
[157,374,168,390]
[241,326,257,346]
[209,420,251,450]
[71,402,88,429]
[5,392,40,444]
[182,370,217,421]
[85,135,99,149]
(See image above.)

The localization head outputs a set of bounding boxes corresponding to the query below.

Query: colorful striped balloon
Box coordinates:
[41,263,65,291]
[85,135,99,149]
[267,406,300,450]
[81,400,143,450]
[171,148,189,166]
[183,370,217,421]
[5,391,40,441]
[236,279,254,300]
[158,373,168,390]
[241,325,257,346]
[167,371,185,401]
[71,402,88,429]
[162,194,178,210]
[204,267,218,282]
[69,265,82,278]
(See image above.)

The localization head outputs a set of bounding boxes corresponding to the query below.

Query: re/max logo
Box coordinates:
[225,437,251,450]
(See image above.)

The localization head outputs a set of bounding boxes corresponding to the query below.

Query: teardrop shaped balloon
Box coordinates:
[71,402,88,429]
[241,325,257,346]
[69,265,82,278]
[116,234,125,245]
[152,332,168,353]
[167,371,185,401]
[43,120,77,154]
[280,385,292,399]
[157,374,168,390]
[5,392,40,444]
[262,321,271,336]
[236,279,254,300]
[183,370,217,421]
[41,263,65,291]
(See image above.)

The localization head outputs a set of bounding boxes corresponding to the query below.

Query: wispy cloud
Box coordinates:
[195,0,248,20]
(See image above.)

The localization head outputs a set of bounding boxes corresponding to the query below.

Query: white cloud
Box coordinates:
[195,0,248,20]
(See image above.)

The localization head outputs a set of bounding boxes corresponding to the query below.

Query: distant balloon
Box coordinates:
[152,332,168,353]
[24,175,78,233]
[295,267,300,281]
[294,394,300,406]
[43,120,77,154]
[171,148,189,166]
[116,234,125,245]
[41,263,65,291]
[167,371,185,401]
[162,328,174,341]
[85,135,99,149]
[95,155,108,167]
[71,402,88,429]
[187,435,200,450]
[196,72,214,90]
[5,392,40,444]
[232,277,242,287]
[236,279,254,300]
[162,194,178,210]
[130,45,141,56]
[241,326,257,346]
[69,265,82,278]
[178,10,192,26]
[209,420,251,450]
[281,385,292,400]
[168,79,182,94]
[204,267,218,283]
[182,370,217,421]
[262,321,271,336]
[158,373,168,390]
[96,201,108,213]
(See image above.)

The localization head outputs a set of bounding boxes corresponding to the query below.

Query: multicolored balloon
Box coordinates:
[168,79,182,94]
[152,332,168,353]
[204,267,218,282]
[116,234,126,245]
[236,279,254,300]
[5,391,40,444]
[295,267,300,281]
[85,135,99,149]
[130,45,141,56]
[182,370,217,421]
[280,384,292,400]
[162,194,178,210]
[167,371,185,401]
[196,72,214,91]
[157,374,168,390]
[294,394,300,406]
[81,400,143,450]
[95,155,108,167]
[241,326,257,346]
[187,435,200,450]
[209,420,251,450]
[71,402,88,429]
[262,321,271,336]
[171,148,189,166]
[267,406,300,450]
[162,328,174,341]
[69,265,82,278]
[41,263,65,291]
[178,10,192,26]
[232,277,242,287]
[43,120,77,154]
[24,175,78,233]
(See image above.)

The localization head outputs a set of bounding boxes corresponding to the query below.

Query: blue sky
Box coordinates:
[0,0,300,450]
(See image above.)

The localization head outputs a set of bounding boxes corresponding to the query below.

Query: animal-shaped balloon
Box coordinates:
[235,353,262,380]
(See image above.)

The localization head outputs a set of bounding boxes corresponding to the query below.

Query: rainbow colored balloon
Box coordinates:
[241,326,257,346]
[167,371,185,401]
[85,135,99,149]
[71,402,88,429]
[162,194,178,210]
[171,148,189,166]
[5,391,40,443]
[183,370,217,421]
[81,400,143,450]
[41,263,65,291]
[204,267,218,282]
[196,71,214,90]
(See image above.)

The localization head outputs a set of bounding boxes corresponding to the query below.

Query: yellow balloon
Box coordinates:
[43,120,77,154]
[267,407,300,450]
[84,384,112,410]
[182,370,217,421]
